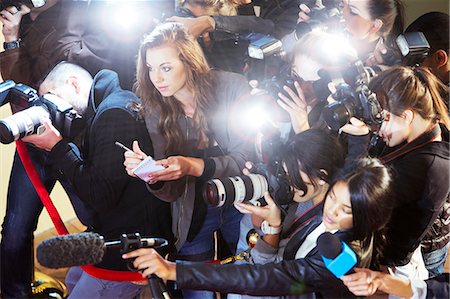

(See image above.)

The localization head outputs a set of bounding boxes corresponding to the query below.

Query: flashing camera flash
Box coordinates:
[248,36,284,60]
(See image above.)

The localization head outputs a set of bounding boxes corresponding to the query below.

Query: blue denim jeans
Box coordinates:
[176,204,243,298]
[1,145,93,298]
[66,266,145,299]
[423,243,450,277]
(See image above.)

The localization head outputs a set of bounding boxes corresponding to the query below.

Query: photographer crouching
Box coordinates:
[20,62,173,299]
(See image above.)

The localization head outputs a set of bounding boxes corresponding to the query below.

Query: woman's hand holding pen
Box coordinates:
[148,156,205,183]
[123,140,147,178]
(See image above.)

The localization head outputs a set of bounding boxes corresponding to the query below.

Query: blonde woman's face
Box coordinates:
[146,45,188,99]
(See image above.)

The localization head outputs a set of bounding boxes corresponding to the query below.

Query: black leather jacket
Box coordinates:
[176,218,358,298]
[213,0,302,40]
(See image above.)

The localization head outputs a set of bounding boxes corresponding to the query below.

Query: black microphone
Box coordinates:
[36,232,167,269]
[316,232,357,278]
[36,232,171,299]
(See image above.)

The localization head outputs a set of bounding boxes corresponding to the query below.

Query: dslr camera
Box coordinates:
[203,128,294,209]
[0,80,83,144]
[295,0,343,39]
[321,60,383,131]
[0,0,45,10]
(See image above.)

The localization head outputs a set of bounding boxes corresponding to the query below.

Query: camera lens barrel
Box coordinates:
[203,174,268,207]
[0,106,49,144]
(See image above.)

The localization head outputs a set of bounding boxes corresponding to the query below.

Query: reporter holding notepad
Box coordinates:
[122,22,254,299]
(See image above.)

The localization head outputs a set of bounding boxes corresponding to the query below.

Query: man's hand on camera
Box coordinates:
[0,4,30,42]
[277,81,311,134]
[22,118,62,151]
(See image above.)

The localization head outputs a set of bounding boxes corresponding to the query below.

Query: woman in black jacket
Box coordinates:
[123,157,393,298]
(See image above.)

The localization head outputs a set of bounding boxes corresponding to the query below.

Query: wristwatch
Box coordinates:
[3,39,22,50]
[261,220,282,235]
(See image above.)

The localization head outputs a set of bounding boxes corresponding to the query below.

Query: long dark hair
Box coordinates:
[282,129,344,197]
[367,0,404,44]
[330,158,393,267]
[134,22,216,154]
[369,66,450,130]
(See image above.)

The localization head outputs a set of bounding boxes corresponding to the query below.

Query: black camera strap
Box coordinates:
[282,201,323,239]
[380,124,442,164]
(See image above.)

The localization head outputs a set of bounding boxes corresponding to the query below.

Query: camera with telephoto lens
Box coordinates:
[203,127,294,209]
[321,60,383,131]
[0,0,45,10]
[295,0,343,39]
[0,80,83,144]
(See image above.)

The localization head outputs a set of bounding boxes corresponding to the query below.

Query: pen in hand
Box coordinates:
[115,141,133,152]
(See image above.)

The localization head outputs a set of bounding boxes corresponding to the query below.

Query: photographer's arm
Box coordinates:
[45,108,147,211]
[123,248,341,296]
[166,14,275,41]
[0,5,32,84]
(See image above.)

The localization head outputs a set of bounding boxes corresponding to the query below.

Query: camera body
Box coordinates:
[0,0,45,10]
[295,0,343,39]
[321,60,383,131]
[0,80,83,144]
[258,68,298,103]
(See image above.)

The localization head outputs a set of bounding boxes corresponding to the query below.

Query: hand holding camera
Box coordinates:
[22,117,62,151]
[277,81,311,134]
[234,191,282,231]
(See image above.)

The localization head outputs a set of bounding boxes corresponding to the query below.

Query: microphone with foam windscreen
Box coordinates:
[36,232,170,299]
[317,232,357,279]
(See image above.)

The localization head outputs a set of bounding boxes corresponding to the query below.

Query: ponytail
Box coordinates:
[413,67,450,130]
[369,66,450,130]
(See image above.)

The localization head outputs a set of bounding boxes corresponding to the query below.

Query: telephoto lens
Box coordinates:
[0,106,49,144]
[203,174,268,207]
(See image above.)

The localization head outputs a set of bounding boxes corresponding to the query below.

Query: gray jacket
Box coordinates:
[144,71,253,250]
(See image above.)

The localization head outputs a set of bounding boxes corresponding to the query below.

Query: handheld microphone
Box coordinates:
[36,232,171,299]
[317,232,357,279]
[36,232,167,269]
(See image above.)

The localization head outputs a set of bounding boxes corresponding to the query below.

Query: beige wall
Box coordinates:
[0,0,449,236]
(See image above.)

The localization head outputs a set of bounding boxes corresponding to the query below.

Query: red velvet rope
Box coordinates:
[16,140,145,282]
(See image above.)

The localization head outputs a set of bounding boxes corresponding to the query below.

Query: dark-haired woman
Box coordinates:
[232,129,344,299]
[123,157,394,298]
[235,129,344,262]
[341,0,404,61]
[342,66,450,279]
[122,22,253,298]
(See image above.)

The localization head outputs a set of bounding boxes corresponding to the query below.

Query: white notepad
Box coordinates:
[132,156,165,182]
